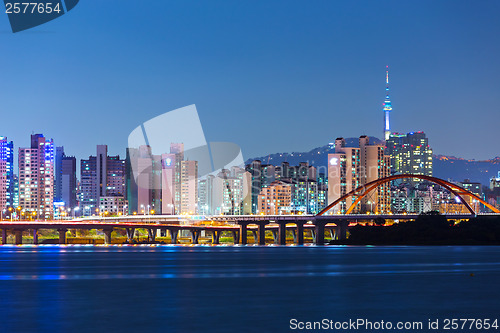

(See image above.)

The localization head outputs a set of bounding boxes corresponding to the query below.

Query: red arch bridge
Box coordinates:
[0,175,498,246]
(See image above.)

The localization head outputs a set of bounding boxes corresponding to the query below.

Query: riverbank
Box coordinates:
[330,213,500,246]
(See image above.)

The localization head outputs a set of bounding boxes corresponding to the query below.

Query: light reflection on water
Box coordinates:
[0,245,499,333]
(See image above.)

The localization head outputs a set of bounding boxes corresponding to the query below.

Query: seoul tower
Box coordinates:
[383,66,392,141]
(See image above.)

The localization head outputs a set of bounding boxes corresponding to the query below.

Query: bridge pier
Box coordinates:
[2,229,7,244]
[231,230,239,244]
[314,221,326,245]
[58,229,67,245]
[15,230,22,245]
[256,222,266,245]
[169,229,178,244]
[104,229,113,244]
[251,230,258,244]
[147,229,156,243]
[310,229,316,243]
[212,230,221,244]
[190,229,200,244]
[329,228,337,241]
[239,223,248,245]
[271,229,278,244]
[337,220,349,240]
[296,222,305,245]
[278,222,287,245]
[126,228,135,243]
[33,229,38,245]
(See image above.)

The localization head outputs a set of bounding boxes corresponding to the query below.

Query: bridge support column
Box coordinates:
[328,228,335,241]
[278,222,287,245]
[190,230,199,244]
[15,230,23,245]
[148,229,156,243]
[257,223,267,245]
[239,223,248,245]
[2,229,7,244]
[58,229,67,245]
[310,229,316,243]
[337,220,349,240]
[169,229,178,244]
[296,222,305,245]
[104,229,113,244]
[231,230,239,245]
[33,229,38,245]
[272,229,278,244]
[251,230,258,244]
[126,228,135,243]
[314,221,326,245]
[212,230,221,244]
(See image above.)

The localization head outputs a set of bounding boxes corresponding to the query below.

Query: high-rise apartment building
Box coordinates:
[198,167,251,215]
[0,138,14,209]
[54,147,77,209]
[258,181,292,215]
[276,162,327,214]
[386,131,433,180]
[126,143,198,215]
[18,134,55,218]
[327,136,390,214]
[54,146,64,202]
[80,145,126,215]
[179,159,198,214]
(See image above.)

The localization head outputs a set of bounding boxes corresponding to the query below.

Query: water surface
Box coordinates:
[0,245,498,332]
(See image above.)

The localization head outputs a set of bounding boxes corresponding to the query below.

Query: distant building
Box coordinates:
[392,185,450,214]
[179,159,198,214]
[490,172,500,191]
[55,147,77,209]
[99,196,128,216]
[54,146,64,202]
[0,137,14,209]
[460,179,482,197]
[198,167,251,215]
[328,136,390,214]
[246,160,263,214]
[277,162,327,214]
[80,145,126,215]
[386,131,433,180]
[258,181,292,215]
[18,134,55,218]
[126,143,198,215]
[488,172,500,210]
[245,160,328,215]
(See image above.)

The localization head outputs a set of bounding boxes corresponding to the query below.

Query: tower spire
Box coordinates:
[383,65,392,141]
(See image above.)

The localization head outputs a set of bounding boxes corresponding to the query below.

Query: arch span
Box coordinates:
[317,174,500,216]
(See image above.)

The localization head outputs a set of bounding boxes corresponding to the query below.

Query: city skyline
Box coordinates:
[1,1,499,162]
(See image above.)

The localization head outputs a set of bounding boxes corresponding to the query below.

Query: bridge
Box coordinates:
[0,175,498,246]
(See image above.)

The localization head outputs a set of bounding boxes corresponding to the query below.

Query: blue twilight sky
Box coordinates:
[0,0,499,162]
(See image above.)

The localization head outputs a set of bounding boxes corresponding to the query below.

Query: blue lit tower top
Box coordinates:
[383,66,392,141]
